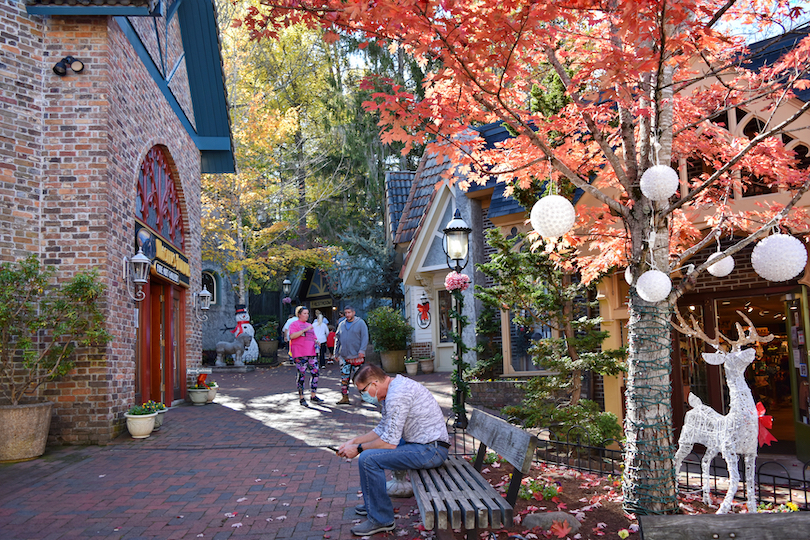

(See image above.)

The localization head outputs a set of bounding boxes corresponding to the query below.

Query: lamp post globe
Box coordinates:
[443,209,471,273]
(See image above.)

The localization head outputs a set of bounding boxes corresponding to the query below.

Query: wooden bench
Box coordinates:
[639,513,810,540]
[409,408,539,539]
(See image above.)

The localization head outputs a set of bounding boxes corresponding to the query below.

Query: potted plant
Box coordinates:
[188,384,209,406]
[257,321,279,358]
[418,356,435,374]
[0,256,112,461]
[124,405,158,438]
[404,356,418,376]
[367,306,413,373]
[206,380,218,403]
[142,400,167,430]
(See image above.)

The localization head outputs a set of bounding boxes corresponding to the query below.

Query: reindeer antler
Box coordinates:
[728,310,774,350]
[672,309,774,351]
[672,309,722,350]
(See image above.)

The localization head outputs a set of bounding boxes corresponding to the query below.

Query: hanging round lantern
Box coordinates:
[624,267,633,285]
[530,195,576,238]
[636,269,672,303]
[706,252,735,277]
[640,165,680,202]
[751,234,807,282]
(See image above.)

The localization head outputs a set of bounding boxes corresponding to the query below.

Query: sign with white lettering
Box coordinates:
[135,221,190,287]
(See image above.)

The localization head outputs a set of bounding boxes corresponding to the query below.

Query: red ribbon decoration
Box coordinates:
[417,302,430,322]
[757,401,778,447]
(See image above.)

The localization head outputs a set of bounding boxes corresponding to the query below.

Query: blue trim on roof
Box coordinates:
[745,24,810,102]
[27,5,158,15]
[114,0,234,173]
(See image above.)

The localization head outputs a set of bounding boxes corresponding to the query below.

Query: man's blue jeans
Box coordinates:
[358,440,448,525]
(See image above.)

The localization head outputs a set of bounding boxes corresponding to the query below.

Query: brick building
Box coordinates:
[1,0,234,444]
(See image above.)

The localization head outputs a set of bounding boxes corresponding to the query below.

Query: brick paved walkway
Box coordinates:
[0,365,456,540]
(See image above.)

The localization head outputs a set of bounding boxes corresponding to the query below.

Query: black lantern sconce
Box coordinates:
[442,209,472,273]
[53,56,85,76]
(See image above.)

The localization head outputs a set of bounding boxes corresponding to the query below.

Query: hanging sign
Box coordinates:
[135,221,190,287]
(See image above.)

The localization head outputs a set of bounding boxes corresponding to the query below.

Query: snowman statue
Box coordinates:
[215,305,258,366]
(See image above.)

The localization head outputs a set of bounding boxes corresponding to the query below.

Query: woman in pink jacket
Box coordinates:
[289,306,323,406]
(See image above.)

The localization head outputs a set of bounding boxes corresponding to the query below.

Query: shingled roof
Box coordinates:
[385,171,416,244]
[393,150,452,246]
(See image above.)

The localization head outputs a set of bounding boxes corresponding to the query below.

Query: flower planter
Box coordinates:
[153,409,167,430]
[0,401,53,462]
[419,358,435,374]
[124,411,157,439]
[206,386,218,403]
[379,350,406,373]
[405,362,418,376]
[258,339,278,357]
[188,388,208,406]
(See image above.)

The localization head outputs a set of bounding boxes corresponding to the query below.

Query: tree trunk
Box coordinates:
[622,294,678,515]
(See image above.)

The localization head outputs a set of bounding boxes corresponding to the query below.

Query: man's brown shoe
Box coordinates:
[337,395,350,405]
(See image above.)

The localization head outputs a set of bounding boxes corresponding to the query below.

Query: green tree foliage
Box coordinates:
[476,228,625,440]
[0,256,112,405]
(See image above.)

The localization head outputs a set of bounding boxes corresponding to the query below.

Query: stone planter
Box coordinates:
[206,386,218,403]
[0,401,53,462]
[258,339,278,357]
[188,388,208,406]
[153,409,167,430]
[418,358,435,374]
[124,412,157,439]
[405,362,418,376]
[379,350,406,373]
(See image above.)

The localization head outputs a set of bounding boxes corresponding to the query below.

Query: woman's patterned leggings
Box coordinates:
[294,356,319,393]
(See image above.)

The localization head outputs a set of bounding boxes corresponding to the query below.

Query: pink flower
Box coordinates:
[445,271,471,292]
[282,297,292,304]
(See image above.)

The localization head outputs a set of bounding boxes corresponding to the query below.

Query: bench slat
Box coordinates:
[424,465,469,529]
[444,457,505,528]
[412,467,446,529]
[467,409,539,474]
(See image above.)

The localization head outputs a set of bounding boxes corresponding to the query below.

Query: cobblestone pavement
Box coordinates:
[0,364,455,540]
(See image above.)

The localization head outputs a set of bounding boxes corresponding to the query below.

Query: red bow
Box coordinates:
[417,302,430,322]
[757,402,778,447]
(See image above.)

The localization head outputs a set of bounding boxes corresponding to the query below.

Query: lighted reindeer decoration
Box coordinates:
[671,310,773,514]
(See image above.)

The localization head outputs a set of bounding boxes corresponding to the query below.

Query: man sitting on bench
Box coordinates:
[337,364,450,536]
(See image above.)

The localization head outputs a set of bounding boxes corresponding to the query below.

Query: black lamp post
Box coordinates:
[442,209,471,429]
[282,278,292,316]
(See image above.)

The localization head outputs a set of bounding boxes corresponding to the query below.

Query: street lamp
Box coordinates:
[193,285,212,322]
[442,209,471,429]
[443,209,472,272]
[282,278,292,316]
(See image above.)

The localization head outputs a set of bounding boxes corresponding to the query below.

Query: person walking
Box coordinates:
[281,313,296,365]
[334,306,368,405]
[312,309,330,369]
[288,306,323,406]
[337,364,449,536]
[325,325,336,364]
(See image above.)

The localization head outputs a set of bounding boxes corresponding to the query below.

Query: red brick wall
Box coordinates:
[2,9,204,444]
[410,342,433,359]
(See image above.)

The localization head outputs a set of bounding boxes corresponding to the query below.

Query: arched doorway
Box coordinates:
[134,146,190,405]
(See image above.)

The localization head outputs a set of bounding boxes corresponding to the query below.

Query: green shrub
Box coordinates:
[366,306,413,352]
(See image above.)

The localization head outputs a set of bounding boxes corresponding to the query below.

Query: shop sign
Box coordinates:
[135,221,190,287]
[311,298,332,309]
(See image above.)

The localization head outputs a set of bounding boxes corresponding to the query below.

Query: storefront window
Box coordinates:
[438,290,452,343]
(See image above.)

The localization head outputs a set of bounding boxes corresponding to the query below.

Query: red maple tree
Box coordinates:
[238,0,810,514]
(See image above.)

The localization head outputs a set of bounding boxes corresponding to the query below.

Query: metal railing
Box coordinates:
[450,419,810,510]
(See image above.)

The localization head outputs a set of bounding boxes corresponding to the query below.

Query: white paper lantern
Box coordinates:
[530,195,576,238]
[751,234,807,282]
[636,270,672,302]
[640,165,680,201]
[707,252,735,277]
[624,267,633,285]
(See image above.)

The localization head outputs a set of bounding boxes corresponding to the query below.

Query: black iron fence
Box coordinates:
[450,420,810,510]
